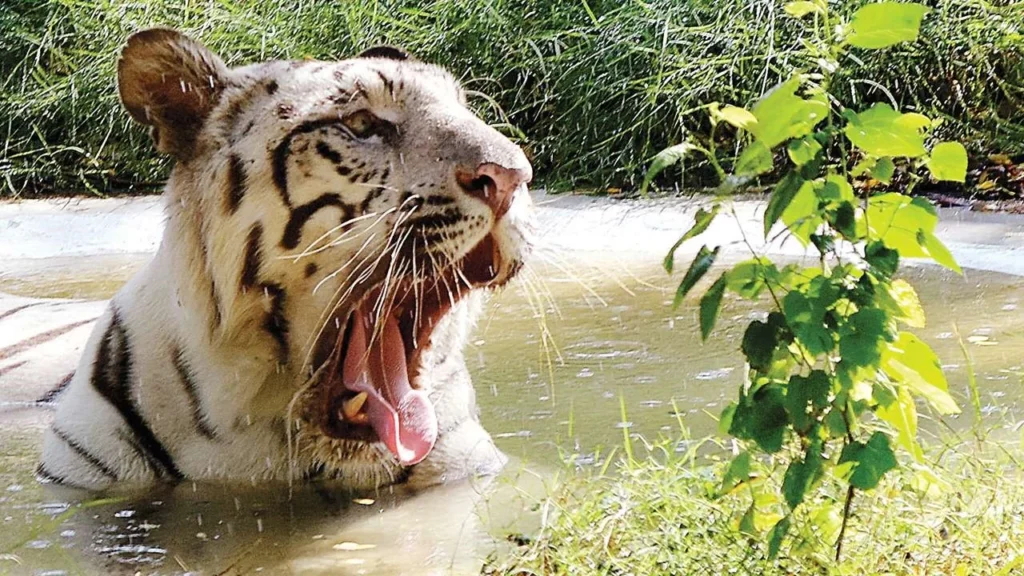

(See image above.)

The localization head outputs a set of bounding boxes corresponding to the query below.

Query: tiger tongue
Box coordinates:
[342,306,437,465]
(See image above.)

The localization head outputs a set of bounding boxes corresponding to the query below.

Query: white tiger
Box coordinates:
[35,28,535,490]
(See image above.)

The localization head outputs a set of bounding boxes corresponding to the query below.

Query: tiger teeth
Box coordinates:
[341,391,368,421]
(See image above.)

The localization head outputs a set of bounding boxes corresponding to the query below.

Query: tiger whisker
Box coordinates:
[288,208,396,262]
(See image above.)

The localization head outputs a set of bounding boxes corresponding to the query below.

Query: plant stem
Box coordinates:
[835,484,855,563]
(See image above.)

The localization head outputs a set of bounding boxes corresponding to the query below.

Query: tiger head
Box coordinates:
[118,30,534,480]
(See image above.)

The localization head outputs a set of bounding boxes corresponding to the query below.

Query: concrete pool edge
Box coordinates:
[3,192,1024,276]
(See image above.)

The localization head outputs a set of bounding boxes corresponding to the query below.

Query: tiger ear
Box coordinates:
[118,28,229,160]
[357,46,412,62]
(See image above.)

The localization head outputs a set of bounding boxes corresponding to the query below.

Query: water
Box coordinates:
[3,198,1024,574]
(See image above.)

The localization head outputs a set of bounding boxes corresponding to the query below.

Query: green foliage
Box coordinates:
[846,3,929,49]
[1,0,1021,196]
[647,0,969,562]
[490,438,1024,575]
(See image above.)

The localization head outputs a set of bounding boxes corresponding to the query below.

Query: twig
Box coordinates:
[835,484,855,563]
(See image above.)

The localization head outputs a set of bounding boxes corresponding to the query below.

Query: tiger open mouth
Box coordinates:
[315,233,506,465]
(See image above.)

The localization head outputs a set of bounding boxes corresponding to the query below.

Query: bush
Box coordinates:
[1,0,1021,196]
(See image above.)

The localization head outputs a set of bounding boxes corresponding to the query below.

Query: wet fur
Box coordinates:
[38,29,534,490]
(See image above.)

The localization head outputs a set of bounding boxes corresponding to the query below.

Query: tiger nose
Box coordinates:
[456,162,533,219]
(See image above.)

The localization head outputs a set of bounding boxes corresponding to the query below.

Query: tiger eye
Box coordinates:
[342,110,378,138]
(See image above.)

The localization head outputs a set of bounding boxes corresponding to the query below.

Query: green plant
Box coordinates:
[1,0,1020,196]
[645,0,969,561]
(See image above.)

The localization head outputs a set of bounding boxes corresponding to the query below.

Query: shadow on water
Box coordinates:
[2,250,1024,574]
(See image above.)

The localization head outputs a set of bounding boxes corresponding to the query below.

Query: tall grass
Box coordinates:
[1,0,1021,196]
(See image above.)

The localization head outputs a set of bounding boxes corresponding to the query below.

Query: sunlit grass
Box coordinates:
[485,431,1024,575]
[1,0,1021,197]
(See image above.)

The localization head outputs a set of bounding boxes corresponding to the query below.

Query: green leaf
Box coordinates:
[864,194,961,271]
[700,274,727,341]
[784,1,821,17]
[819,174,856,206]
[782,446,823,509]
[718,105,758,130]
[785,371,831,432]
[786,136,822,166]
[726,258,776,299]
[640,143,694,196]
[742,319,781,371]
[845,103,928,158]
[839,308,891,369]
[865,241,899,278]
[719,402,738,436]
[930,141,968,183]
[781,179,820,245]
[735,141,773,176]
[866,193,936,258]
[875,385,924,462]
[852,157,876,177]
[837,431,898,490]
[834,202,858,239]
[920,232,962,274]
[731,385,789,453]
[664,205,720,273]
[877,278,925,327]
[673,245,720,308]
[750,76,829,149]
[739,503,758,537]
[882,332,959,414]
[871,157,896,183]
[767,516,791,559]
[783,290,834,356]
[764,172,805,237]
[848,3,929,49]
[719,451,753,495]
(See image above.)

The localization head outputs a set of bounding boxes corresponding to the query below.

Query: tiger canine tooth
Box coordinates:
[341,391,368,421]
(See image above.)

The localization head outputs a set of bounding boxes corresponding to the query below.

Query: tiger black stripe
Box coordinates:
[222,79,271,143]
[424,195,455,206]
[315,141,343,164]
[241,224,264,290]
[90,308,183,481]
[37,371,75,404]
[117,428,166,478]
[225,154,248,214]
[208,278,223,328]
[402,209,463,231]
[262,283,290,364]
[196,237,223,329]
[36,462,86,489]
[360,186,388,214]
[239,224,290,362]
[51,425,118,480]
[280,193,352,250]
[171,347,218,440]
[272,118,348,208]
[374,70,396,98]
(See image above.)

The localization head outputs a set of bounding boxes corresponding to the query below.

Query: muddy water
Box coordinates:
[3,242,1024,573]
